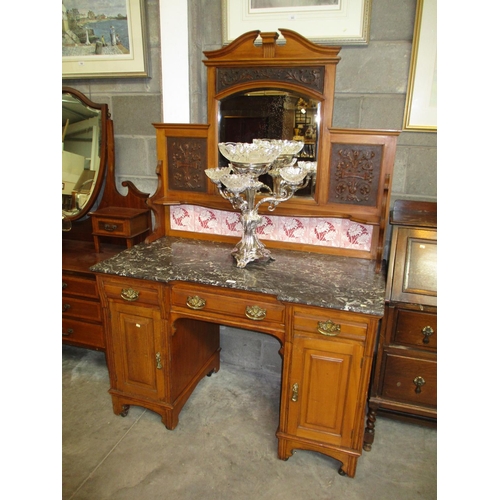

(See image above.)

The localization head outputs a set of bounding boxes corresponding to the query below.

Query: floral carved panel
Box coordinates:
[167,137,207,192]
[327,143,383,206]
[216,66,325,94]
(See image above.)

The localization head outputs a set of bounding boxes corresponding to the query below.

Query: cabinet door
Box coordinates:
[286,335,364,448]
[110,301,165,401]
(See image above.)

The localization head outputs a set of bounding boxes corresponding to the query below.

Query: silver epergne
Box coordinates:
[205,140,316,268]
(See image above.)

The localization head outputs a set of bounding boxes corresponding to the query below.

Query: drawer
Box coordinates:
[393,309,437,349]
[62,296,102,322]
[62,274,98,299]
[381,352,437,408]
[171,284,285,326]
[100,279,161,307]
[292,306,368,342]
[91,209,150,238]
[94,218,128,236]
[62,318,105,349]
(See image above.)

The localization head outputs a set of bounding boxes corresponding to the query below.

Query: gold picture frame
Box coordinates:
[403,0,437,131]
[62,0,148,79]
[222,0,372,45]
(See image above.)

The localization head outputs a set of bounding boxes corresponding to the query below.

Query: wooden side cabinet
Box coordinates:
[98,275,220,430]
[278,305,380,478]
[364,201,437,451]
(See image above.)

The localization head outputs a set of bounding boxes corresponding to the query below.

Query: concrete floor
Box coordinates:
[62,345,437,500]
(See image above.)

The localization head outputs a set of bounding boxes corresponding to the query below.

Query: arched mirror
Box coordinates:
[218,88,320,198]
[62,87,108,222]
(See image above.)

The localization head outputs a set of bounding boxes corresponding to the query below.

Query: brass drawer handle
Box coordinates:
[413,376,426,394]
[317,320,341,337]
[104,223,118,232]
[62,282,68,289]
[245,305,267,321]
[421,325,434,344]
[121,288,140,301]
[186,295,206,310]
[62,328,74,337]
[291,383,299,402]
[63,303,71,313]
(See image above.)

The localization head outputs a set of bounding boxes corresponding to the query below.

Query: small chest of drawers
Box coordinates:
[363,200,437,451]
[90,207,151,253]
[62,271,105,350]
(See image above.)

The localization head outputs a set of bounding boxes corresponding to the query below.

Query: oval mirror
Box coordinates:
[62,87,108,222]
[218,89,320,198]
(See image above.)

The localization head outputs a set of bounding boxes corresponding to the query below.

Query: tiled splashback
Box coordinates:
[170,204,373,251]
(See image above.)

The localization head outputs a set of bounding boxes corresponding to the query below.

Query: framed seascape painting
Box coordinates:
[62,0,148,79]
[222,0,372,45]
[403,0,437,131]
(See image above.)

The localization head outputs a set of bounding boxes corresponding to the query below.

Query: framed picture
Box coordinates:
[222,0,371,45]
[62,0,148,79]
[403,0,437,131]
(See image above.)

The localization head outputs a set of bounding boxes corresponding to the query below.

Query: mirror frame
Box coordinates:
[62,86,109,222]
[204,29,340,212]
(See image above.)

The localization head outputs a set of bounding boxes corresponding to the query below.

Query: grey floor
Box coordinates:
[62,345,437,500]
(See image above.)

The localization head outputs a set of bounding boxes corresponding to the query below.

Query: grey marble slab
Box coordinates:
[90,237,387,316]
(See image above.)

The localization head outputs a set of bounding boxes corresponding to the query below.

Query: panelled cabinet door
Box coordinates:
[286,335,364,448]
[110,301,165,401]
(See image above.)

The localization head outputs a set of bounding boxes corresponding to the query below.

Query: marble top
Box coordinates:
[90,237,387,316]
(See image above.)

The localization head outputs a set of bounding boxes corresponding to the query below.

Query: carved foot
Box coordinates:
[120,405,130,417]
[363,408,377,451]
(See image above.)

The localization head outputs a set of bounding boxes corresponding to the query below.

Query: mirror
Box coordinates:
[62,87,108,222]
[218,89,319,197]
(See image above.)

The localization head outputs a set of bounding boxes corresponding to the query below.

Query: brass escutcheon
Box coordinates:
[245,305,267,320]
[155,352,163,370]
[186,295,206,310]
[121,288,140,301]
[291,383,299,402]
[317,319,341,336]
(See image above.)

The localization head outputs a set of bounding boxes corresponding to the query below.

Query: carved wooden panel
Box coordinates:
[167,137,207,193]
[327,143,383,207]
[216,66,325,94]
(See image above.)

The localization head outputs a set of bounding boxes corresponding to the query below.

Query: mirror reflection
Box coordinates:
[218,89,319,197]
[62,92,102,216]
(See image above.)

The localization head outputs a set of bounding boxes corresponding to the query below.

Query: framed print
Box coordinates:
[62,0,148,79]
[403,0,437,131]
[222,0,371,45]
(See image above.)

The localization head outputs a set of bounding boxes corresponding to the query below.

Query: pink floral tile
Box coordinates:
[220,211,242,236]
[256,215,278,240]
[277,216,309,243]
[340,219,373,251]
[308,218,342,247]
[193,206,222,234]
[170,205,195,231]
